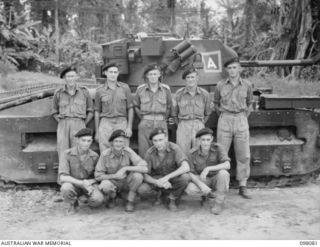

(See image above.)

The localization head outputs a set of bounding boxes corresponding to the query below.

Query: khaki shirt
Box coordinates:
[188,143,230,176]
[214,78,253,113]
[52,85,93,119]
[94,147,144,179]
[58,146,99,183]
[172,86,211,120]
[145,142,188,177]
[95,82,133,118]
[134,83,172,117]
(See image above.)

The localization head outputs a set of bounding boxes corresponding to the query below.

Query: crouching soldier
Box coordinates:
[58,128,104,213]
[137,127,190,211]
[185,128,231,215]
[94,129,148,212]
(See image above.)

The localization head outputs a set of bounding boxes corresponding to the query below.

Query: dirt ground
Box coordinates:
[0,182,319,240]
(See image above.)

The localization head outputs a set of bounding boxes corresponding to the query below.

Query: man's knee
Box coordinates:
[88,188,105,208]
[60,182,75,195]
[217,170,230,179]
[130,172,143,184]
[137,183,154,196]
[99,180,116,194]
[185,182,200,195]
[179,173,191,185]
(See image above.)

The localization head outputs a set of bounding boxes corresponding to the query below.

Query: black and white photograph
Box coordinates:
[0,0,319,242]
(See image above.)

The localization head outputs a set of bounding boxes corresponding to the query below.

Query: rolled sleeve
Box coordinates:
[204,92,212,116]
[144,151,153,174]
[166,88,173,114]
[213,84,221,106]
[58,151,70,180]
[94,90,102,112]
[127,147,143,166]
[84,88,94,113]
[124,86,133,109]
[133,92,141,108]
[171,94,179,117]
[52,91,59,115]
[94,155,108,179]
[187,154,196,173]
[174,145,188,166]
[217,144,231,163]
[246,84,254,107]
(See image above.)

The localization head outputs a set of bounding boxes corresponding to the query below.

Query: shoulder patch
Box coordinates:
[160,83,170,90]
[137,83,147,91]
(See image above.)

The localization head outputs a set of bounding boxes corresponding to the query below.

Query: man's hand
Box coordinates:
[125,127,132,138]
[199,183,211,195]
[113,167,127,180]
[200,168,209,182]
[82,180,94,195]
[157,177,169,187]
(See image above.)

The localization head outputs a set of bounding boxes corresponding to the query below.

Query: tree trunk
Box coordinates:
[291,0,312,77]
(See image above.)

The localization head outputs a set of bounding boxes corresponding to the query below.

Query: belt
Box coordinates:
[142,115,165,121]
[222,111,245,115]
[61,117,84,120]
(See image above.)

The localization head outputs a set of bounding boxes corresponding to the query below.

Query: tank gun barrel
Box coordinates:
[240,59,315,67]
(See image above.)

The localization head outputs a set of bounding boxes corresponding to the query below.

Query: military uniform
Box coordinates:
[58,146,104,208]
[94,146,145,202]
[95,82,133,151]
[214,77,253,186]
[134,83,172,157]
[185,143,231,204]
[52,85,93,158]
[172,86,211,155]
[138,142,190,201]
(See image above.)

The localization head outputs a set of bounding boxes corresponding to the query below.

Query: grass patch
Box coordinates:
[248,73,320,96]
[0,71,63,91]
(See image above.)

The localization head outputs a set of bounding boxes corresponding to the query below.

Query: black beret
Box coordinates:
[102,62,119,72]
[60,66,77,79]
[143,63,161,76]
[195,128,213,138]
[109,129,126,142]
[74,128,93,138]
[182,67,198,79]
[224,57,240,68]
[149,127,167,140]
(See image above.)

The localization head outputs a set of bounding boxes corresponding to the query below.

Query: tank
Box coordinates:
[0,33,319,187]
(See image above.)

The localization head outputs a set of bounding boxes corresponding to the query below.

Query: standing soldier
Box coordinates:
[58,128,104,212]
[94,62,134,151]
[95,129,148,212]
[172,67,212,155]
[214,57,253,199]
[185,128,231,215]
[52,66,94,159]
[137,127,190,211]
[134,63,172,157]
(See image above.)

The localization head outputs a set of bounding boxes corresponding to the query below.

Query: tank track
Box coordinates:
[1,169,319,192]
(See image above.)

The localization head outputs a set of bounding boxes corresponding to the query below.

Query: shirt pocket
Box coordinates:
[194,98,204,114]
[73,97,86,114]
[140,95,152,112]
[156,95,167,113]
[59,98,69,113]
[117,91,127,113]
[178,98,188,113]
[101,94,112,112]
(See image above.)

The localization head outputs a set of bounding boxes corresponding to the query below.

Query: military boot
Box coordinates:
[211,202,223,215]
[239,186,252,199]
[168,198,178,211]
[125,201,135,212]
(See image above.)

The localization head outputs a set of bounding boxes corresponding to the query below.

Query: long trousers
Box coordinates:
[185,170,230,204]
[176,119,204,155]
[60,182,104,208]
[138,119,167,158]
[217,112,250,186]
[57,118,85,160]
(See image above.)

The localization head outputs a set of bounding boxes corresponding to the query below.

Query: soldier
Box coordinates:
[214,57,253,199]
[94,62,134,151]
[134,63,172,157]
[95,129,148,212]
[58,128,104,212]
[137,127,190,211]
[172,67,211,155]
[185,128,230,215]
[52,66,94,159]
